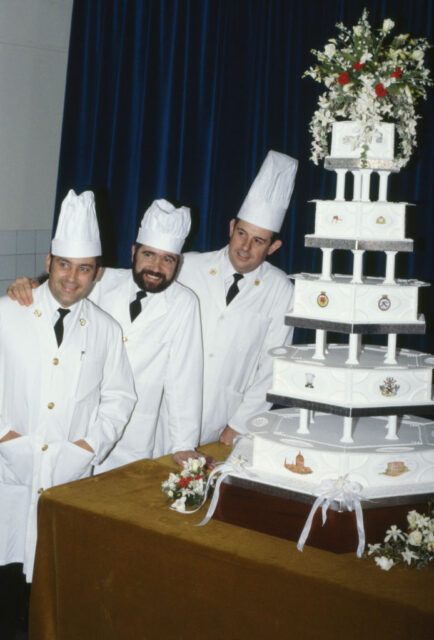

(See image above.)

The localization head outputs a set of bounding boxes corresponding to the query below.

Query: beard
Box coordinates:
[132,264,177,293]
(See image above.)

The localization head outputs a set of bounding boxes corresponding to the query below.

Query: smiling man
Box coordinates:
[0,190,136,634]
[178,150,298,446]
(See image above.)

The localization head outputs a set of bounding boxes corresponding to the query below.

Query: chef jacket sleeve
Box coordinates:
[161,292,203,453]
[227,283,294,434]
[84,323,137,461]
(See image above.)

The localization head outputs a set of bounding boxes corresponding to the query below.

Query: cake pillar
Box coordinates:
[378,171,391,202]
[385,415,399,440]
[340,416,354,443]
[384,333,397,365]
[351,249,364,284]
[352,171,362,201]
[297,409,311,434]
[384,251,397,284]
[360,169,372,202]
[346,334,361,365]
[335,170,347,201]
[313,329,326,360]
[321,248,333,281]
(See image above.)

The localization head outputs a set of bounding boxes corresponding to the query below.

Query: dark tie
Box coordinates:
[129,291,147,322]
[226,273,244,305]
[54,308,70,347]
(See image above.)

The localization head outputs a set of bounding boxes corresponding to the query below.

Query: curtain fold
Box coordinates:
[56,0,433,350]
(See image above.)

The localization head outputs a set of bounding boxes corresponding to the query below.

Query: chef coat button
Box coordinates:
[123,336,128,343]
[37,488,44,494]
[52,358,59,366]
[41,444,48,451]
[47,402,55,410]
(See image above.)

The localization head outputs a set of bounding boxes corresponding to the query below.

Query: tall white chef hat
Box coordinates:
[51,189,101,258]
[136,199,191,254]
[237,150,298,233]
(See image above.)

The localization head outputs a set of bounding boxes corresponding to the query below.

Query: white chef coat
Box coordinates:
[178,247,294,444]
[0,282,136,580]
[91,268,203,470]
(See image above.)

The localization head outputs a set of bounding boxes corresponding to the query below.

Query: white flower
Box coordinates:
[170,496,187,512]
[324,43,336,58]
[375,556,394,571]
[360,52,373,64]
[412,49,424,62]
[385,525,405,543]
[368,543,382,555]
[167,490,173,498]
[353,25,362,36]
[382,18,395,33]
[408,530,423,547]
[401,549,418,565]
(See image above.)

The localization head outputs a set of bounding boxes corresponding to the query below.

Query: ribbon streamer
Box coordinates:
[297,475,366,557]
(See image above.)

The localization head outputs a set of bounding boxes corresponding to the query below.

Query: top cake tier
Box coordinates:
[326,122,401,171]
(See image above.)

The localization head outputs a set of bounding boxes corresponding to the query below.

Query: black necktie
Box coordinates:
[54,308,70,347]
[129,291,147,322]
[226,273,244,305]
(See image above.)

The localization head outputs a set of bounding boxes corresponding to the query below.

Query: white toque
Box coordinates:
[136,199,191,254]
[51,189,102,258]
[237,150,298,233]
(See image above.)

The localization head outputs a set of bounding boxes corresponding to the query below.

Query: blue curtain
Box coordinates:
[56,0,433,351]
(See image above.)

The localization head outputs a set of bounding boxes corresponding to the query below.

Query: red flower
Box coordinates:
[195,474,204,480]
[179,476,191,488]
[353,61,364,71]
[391,67,402,79]
[338,71,350,85]
[375,83,387,98]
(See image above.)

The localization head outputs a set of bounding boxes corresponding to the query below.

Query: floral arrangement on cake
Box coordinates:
[161,456,215,512]
[366,507,434,570]
[303,9,432,166]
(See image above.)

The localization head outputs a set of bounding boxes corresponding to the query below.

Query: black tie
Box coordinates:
[54,308,70,347]
[129,291,147,322]
[226,273,244,305]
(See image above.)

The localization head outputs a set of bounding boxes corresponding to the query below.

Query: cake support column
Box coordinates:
[340,417,354,443]
[384,333,397,365]
[378,171,391,202]
[360,170,372,202]
[351,249,364,284]
[384,251,397,284]
[385,415,399,440]
[335,169,347,201]
[297,409,311,434]
[321,248,333,281]
[346,334,361,365]
[313,329,326,360]
[352,171,362,201]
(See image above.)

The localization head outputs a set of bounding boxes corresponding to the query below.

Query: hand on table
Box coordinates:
[0,430,22,443]
[7,276,39,306]
[219,425,240,447]
[172,449,217,469]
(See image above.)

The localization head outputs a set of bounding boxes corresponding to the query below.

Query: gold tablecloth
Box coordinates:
[30,443,434,640]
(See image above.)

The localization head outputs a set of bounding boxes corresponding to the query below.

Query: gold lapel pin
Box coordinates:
[79,318,86,326]
[34,309,42,317]
[254,279,260,286]
[209,268,217,276]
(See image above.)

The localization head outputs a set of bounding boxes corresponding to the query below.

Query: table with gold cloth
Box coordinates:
[29,443,434,640]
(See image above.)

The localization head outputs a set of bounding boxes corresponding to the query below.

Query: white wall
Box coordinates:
[0,0,73,292]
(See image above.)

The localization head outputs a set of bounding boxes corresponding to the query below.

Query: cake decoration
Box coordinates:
[284,452,313,475]
[317,292,329,307]
[378,295,391,311]
[380,377,399,397]
[381,461,409,477]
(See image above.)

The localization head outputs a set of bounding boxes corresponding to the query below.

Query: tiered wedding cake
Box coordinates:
[245,121,434,502]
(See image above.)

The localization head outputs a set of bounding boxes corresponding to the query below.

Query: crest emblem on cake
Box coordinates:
[284,452,313,475]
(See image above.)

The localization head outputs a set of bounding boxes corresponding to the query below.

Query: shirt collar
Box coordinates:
[223,245,263,284]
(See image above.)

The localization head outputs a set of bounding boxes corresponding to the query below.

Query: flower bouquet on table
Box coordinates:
[303,8,432,166]
[366,507,434,570]
[161,456,216,513]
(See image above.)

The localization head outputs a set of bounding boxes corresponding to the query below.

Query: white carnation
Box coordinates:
[382,18,395,33]
[375,556,394,571]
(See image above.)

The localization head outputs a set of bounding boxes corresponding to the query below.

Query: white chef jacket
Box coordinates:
[91,268,203,470]
[0,282,136,580]
[178,247,294,444]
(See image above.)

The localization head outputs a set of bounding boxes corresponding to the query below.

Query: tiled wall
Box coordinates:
[0,229,51,296]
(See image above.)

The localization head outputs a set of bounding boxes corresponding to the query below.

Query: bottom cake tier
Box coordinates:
[244,409,434,500]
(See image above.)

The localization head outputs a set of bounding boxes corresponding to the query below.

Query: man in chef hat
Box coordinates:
[178,150,298,446]
[7,198,203,469]
[0,190,136,631]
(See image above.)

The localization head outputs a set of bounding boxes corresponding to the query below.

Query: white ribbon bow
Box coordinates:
[297,475,366,557]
